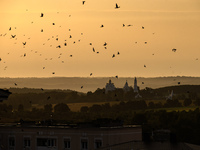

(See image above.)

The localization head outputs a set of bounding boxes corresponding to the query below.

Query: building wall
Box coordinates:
[0,125,142,150]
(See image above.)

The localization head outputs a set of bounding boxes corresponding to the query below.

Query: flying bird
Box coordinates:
[172,48,177,52]
[22,42,26,45]
[93,48,95,52]
[52,23,55,25]
[115,75,118,79]
[14,83,17,86]
[112,54,115,58]
[103,42,107,46]
[52,72,55,74]
[11,35,16,38]
[9,27,11,31]
[81,86,83,89]
[117,52,120,55]
[82,1,85,5]
[41,29,43,32]
[56,45,61,48]
[142,26,144,29]
[178,82,180,85]
[115,3,120,9]
[40,13,44,17]
[144,65,146,67]
[90,73,92,76]
[100,25,104,28]
[64,43,67,46]
[122,24,125,27]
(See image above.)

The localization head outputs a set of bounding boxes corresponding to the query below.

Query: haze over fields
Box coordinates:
[1,76,200,93]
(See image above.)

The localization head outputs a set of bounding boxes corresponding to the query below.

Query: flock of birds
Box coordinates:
[1,1,197,96]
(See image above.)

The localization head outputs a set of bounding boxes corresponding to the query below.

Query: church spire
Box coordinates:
[134,77,138,93]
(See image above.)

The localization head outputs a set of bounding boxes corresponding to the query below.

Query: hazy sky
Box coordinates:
[0,0,200,77]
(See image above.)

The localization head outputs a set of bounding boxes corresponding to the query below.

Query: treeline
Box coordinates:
[3,85,200,109]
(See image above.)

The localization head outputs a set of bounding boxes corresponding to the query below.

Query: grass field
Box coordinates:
[29,100,199,112]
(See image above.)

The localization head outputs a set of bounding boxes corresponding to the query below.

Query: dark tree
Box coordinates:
[54,103,70,113]
[183,98,192,107]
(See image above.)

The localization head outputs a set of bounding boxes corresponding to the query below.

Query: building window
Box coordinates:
[37,138,57,147]
[95,139,102,149]
[24,137,31,147]
[8,136,15,149]
[64,138,70,149]
[81,139,88,150]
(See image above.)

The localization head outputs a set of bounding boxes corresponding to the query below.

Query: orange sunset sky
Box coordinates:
[0,0,200,77]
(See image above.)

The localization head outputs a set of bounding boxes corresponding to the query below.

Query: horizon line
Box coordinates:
[0,75,200,79]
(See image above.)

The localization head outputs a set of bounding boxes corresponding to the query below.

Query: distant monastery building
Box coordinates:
[105,77,141,98]
[105,80,116,93]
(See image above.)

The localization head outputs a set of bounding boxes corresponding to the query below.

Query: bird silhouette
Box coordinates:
[81,86,83,89]
[11,35,16,38]
[22,42,26,45]
[178,82,180,84]
[127,24,133,27]
[70,55,73,57]
[47,96,51,100]
[117,52,120,55]
[145,42,147,44]
[122,24,125,27]
[52,23,55,25]
[69,35,72,38]
[56,45,61,48]
[90,73,92,76]
[172,48,176,52]
[14,83,17,86]
[64,43,67,46]
[144,65,146,67]
[100,25,104,28]
[115,3,120,9]
[115,75,118,79]
[24,53,26,57]
[142,26,144,29]
[82,1,85,5]
[103,42,107,46]
[89,43,92,45]
[9,27,11,31]
[41,29,43,32]
[40,13,44,17]
[112,54,115,58]
[93,48,95,52]
[52,72,55,74]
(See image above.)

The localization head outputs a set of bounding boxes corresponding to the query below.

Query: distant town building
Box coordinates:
[134,77,138,93]
[123,80,130,92]
[166,90,173,100]
[105,80,116,93]
[0,123,142,150]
